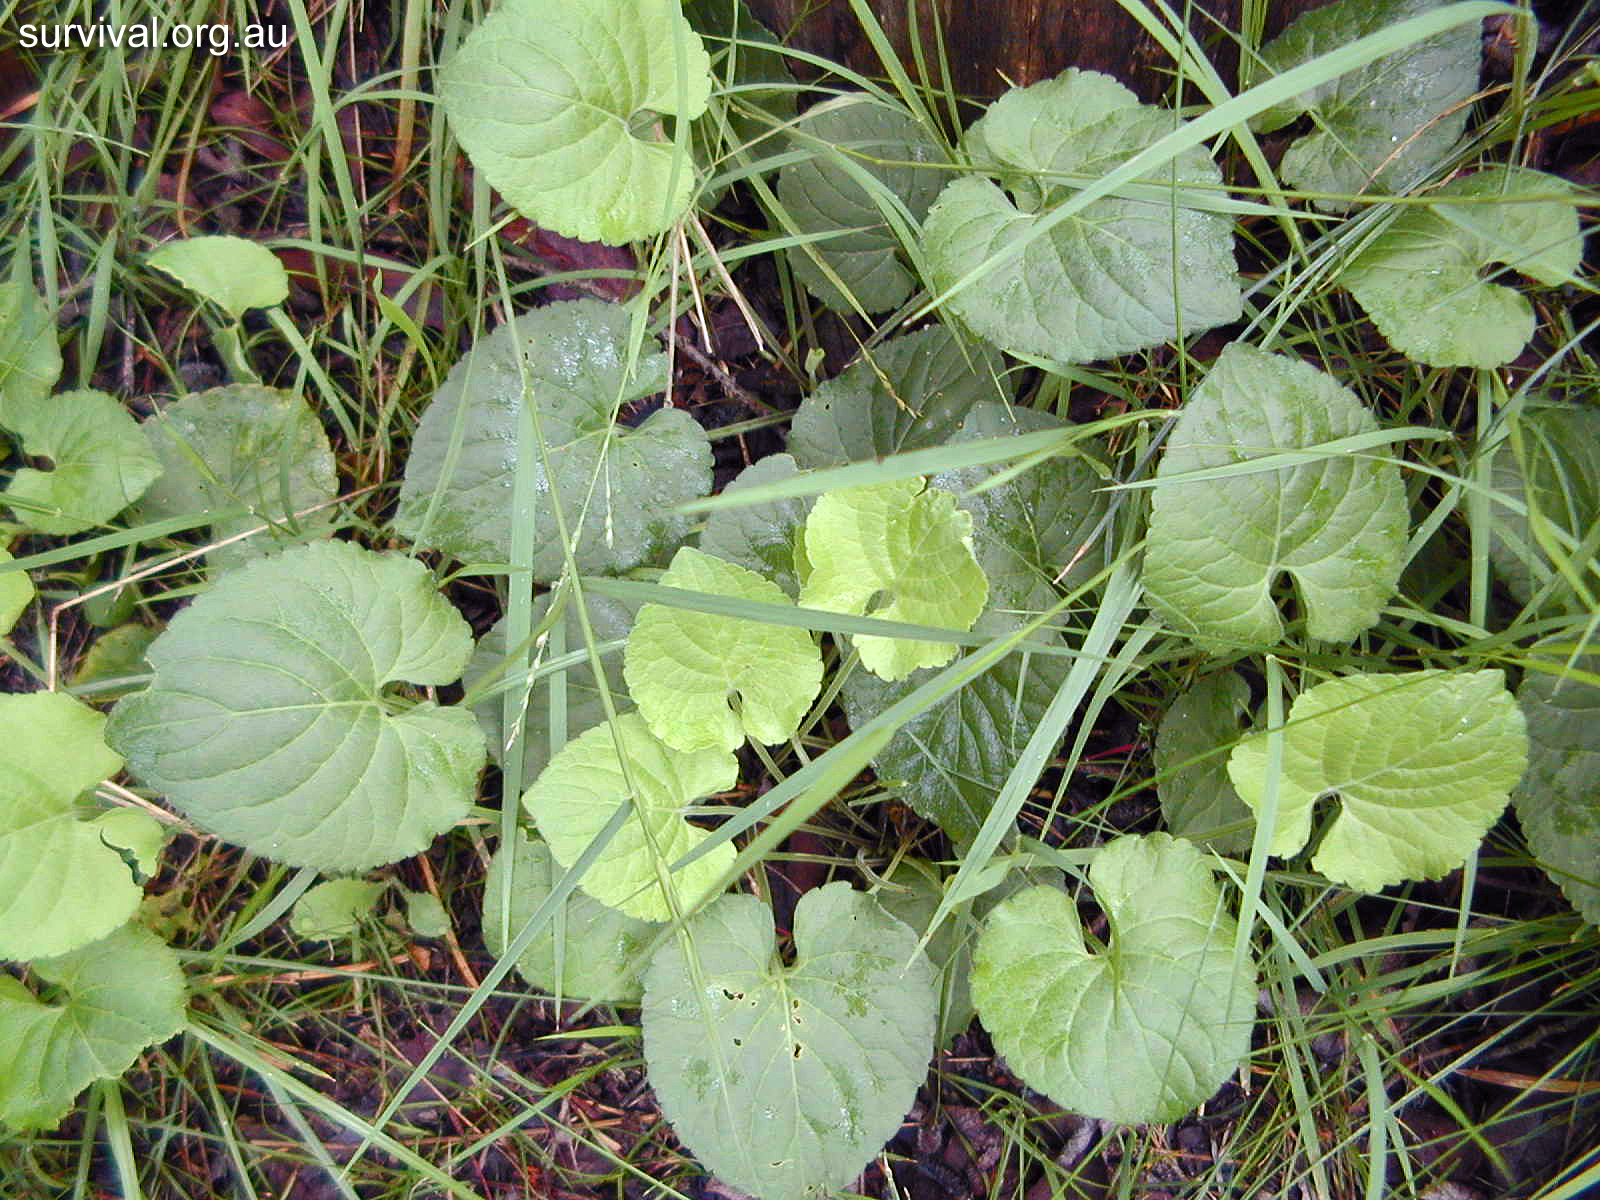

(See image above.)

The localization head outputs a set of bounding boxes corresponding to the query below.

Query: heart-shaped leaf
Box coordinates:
[483,827,656,1001]
[106,541,485,872]
[0,282,61,413]
[840,611,1069,843]
[626,547,822,752]
[464,589,636,778]
[0,691,161,961]
[396,299,710,581]
[922,69,1241,364]
[698,454,814,598]
[521,711,736,921]
[0,923,186,1131]
[1513,647,1600,926]
[972,833,1257,1124]
[1227,670,1528,892]
[643,882,937,1200]
[439,0,711,245]
[1488,402,1600,614]
[1254,0,1478,209]
[1155,671,1255,855]
[799,478,988,682]
[1339,166,1582,368]
[136,384,338,567]
[1143,343,1408,652]
[928,402,1106,607]
[788,326,1010,469]
[778,96,947,313]
[147,236,289,319]
[1,389,162,535]
[290,878,386,941]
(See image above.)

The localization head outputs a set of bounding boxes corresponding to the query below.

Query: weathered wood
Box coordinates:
[746,0,1327,104]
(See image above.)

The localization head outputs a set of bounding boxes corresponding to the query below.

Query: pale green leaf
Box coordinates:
[642,882,937,1200]
[0,282,61,414]
[840,611,1069,843]
[1340,166,1583,368]
[106,541,486,872]
[1227,670,1528,892]
[93,808,165,883]
[395,299,710,580]
[778,96,946,313]
[1255,0,1478,208]
[625,547,822,752]
[0,547,32,636]
[929,402,1106,607]
[788,327,1009,470]
[520,711,736,921]
[0,691,152,961]
[136,384,338,567]
[439,0,711,244]
[922,69,1241,364]
[70,622,160,691]
[483,828,655,1000]
[1489,402,1600,614]
[972,833,1256,1125]
[1514,648,1600,926]
[147,236,289,319]
[698,454,813,598]
[1143,343,1408,651]
[0,923,186,1131]
[290,878,386,940]
[1,389,162,535]
[1155,671,1255,855]
[401,890,451,939]
[464,590,635,776]
[799,478,988,681]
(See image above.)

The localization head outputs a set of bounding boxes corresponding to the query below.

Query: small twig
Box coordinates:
[418,853,480,988]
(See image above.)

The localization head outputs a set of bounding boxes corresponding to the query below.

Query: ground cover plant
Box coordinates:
[3,0,1600,1197]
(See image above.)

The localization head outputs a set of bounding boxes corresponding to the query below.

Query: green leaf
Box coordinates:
[395,299,710,580]
[1,389,162,535]
[625,547,822,752]
[1489,402,1600,614]
[922,69,1241,364]
[290,878,386,940]
[0,923,186,1131]
[0,546,32,636]
[0,282,61,414]
[438,0,711,245]
[483,827,655,1000]
[777,96,946,313]
[788,326,1010,470]
[1155,671,1255,856]
[642,882,937,1200]
[1143,343,1408,651]
[1513,648,1600,926]
[840,611,1070,843]
[1254,0,1478,209]
[698,454,813,598]
[799,478,988,681]
[147,236,289,319]
[521,711,736,921]
[1340,166,1583,368]
[0,691,157,961]
[70,622,160,691]
[401,889,451,939]
[136,384,338,567]
[1227,670,1528,892]
[972,833,1256,1124]
[106,541,485,872]
[929,402,1106,607]
[464,590,635,777]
